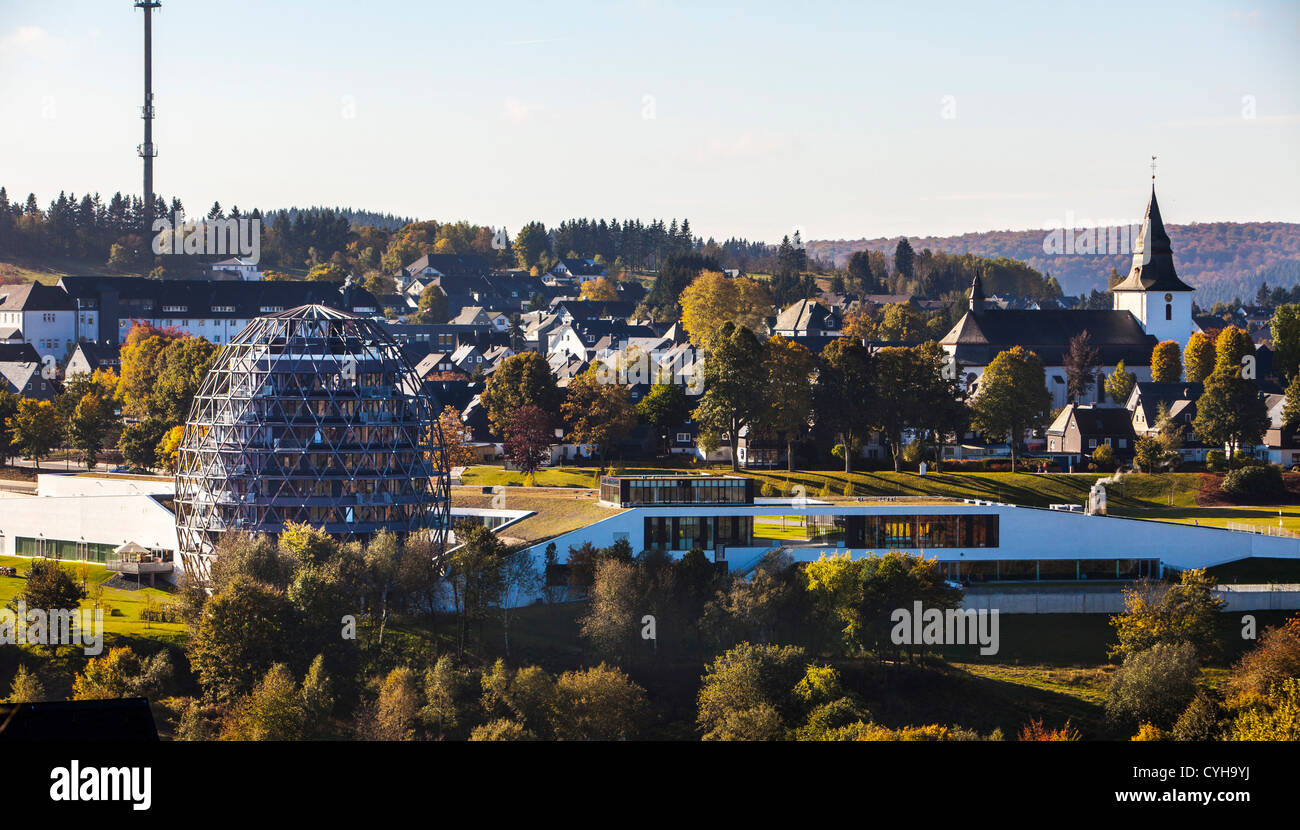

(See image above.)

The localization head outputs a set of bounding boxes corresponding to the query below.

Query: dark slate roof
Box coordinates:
[58,276,379,318]
[774,299,829,332]
[1127,381,1203,425]
[557,258,607,277]
[570,319,658,341]
[69,341,120,368]
[1048,404,1137,438]
[0,360,41,394]
[555,300,638,320]
[0,283,75,312]
[1111,188,1195,293]
[0,343,40,363]
[940,308,1157,365]
[403,253,492,279]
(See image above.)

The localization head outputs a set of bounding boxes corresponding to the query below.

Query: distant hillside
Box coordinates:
[809,222,1300,305]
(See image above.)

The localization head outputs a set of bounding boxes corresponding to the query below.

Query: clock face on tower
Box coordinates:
[1164,293,1173,302]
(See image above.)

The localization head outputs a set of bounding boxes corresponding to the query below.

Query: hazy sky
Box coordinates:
[1,0,1297,242]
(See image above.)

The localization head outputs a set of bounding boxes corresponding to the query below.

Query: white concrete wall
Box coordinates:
[521,501,1300,572]
[0,492,181,566]
[37,474,173,498]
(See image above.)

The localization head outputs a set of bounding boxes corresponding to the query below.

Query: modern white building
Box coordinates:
[523,475,1300,582]
[0,475,181,578]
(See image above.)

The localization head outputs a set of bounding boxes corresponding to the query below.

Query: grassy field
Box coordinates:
[0,556,186,644]
[1112,504,1300,532]
[460,465,1209,509]
[0,256,138,285]
[452,486,619,544]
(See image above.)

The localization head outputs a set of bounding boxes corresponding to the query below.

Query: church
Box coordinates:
[939,186,1199,410]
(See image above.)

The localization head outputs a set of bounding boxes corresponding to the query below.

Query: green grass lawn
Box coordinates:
[0,556,186,645]
[460,465,1208,510]
[452,486,620,544]
[0,256,140,285]
[1113,504,1300,532]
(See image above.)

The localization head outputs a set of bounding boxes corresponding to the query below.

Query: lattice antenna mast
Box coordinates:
[136,1,162,236]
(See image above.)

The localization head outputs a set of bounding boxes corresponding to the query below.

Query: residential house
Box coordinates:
[1046,403,1137,464]
[0,283,78,362]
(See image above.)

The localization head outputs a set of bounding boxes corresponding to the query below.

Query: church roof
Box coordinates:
[940,308,1157,366]
[1111,188,1195,293]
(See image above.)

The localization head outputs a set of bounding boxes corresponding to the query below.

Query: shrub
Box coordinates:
[1092,444,1116,469]
[1206,449,1227,472]
[1221,464,1285,502]
[1106,642,1200,730]
[1232,450,1262,468]
[760,481,779,498]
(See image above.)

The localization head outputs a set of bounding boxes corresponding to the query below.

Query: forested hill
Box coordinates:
[809,222,1300,305]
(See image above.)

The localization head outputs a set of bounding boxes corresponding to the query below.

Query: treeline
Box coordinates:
[843,241,1062,302]
[812,223,1300,305]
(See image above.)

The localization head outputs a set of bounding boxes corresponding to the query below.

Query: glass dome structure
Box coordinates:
[174,305,449,580]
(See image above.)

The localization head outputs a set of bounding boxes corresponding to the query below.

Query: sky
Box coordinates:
[1,0,1297,243]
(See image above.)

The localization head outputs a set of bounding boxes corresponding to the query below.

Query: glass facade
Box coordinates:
[939,558,1160,583]
[602,476,752,507]
[746,514,1000,549]
[643,515,754,552]
[15,537,146,564]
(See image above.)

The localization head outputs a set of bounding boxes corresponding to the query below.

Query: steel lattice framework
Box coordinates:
[174,305,450,581]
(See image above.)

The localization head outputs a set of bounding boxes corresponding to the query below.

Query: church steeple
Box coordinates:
[1111,185,1194,293]
[969,272,985,313]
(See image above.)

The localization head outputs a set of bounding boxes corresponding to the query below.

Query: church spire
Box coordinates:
[969,272,985,313]
[1110,181,1193,293]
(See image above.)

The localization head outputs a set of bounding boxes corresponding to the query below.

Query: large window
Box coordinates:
[643,516,752,552]
[604,476,751,506]
[15,537,121,563]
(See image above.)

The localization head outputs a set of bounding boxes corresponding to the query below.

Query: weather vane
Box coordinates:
[1150,155,1157,183]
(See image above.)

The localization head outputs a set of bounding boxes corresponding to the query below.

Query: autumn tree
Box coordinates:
[1183,331,1216,382]
[503,405,554,479]
[416,284,450,324]
[481,352,562,439]
[678,271,773,348]
[437,405,476,468]
[17,559,86,615]
[1213,325,1255,376]
[876,302,926,343]
[637,382,689,456]
[1271,304,1300,384]
[579,277,619,302]
[1193,365,1268,463]
[0,388,18,464]
[151,336,218,424]
[561,368,637,463]
[1150,340,1183,383]
[1063,330,1100,402]
[551,664,649,741]
[814,336,875,474]
[762,335,816,472]
[1104,360,1137,405]
[1109,569,1226,662]
[8,399,63,469]
[68,393,115,469]
[969,346,1050,470]
[692,323,767,472]
[116,322,179,417]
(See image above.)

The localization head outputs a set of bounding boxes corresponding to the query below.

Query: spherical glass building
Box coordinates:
[173,305,450,580]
